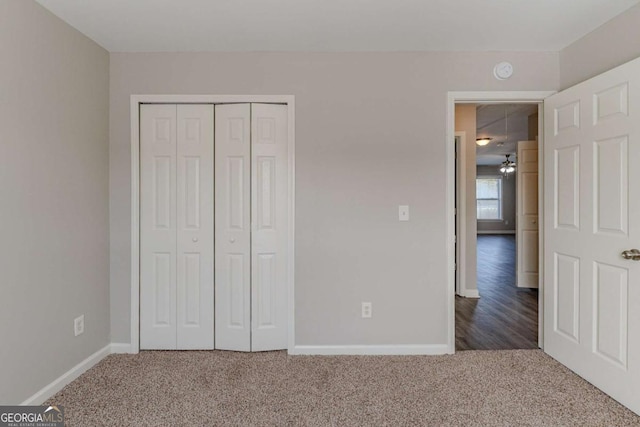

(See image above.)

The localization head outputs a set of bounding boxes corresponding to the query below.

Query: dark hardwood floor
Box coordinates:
[456,234,538,351]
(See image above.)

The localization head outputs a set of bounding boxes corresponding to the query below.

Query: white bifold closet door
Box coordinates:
[215,103,289,352]
[140,104,214,350]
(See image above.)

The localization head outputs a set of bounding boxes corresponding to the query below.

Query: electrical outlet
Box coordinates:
[399,205,410,221]
[74,315,84,337]
[361,302,372,318]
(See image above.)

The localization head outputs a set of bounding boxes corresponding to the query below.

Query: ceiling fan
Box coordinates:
[499,154,516,176]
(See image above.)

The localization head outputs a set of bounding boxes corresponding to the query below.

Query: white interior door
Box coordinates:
[176,105,214,349]
[251,104,289,351]
[544,57,640,414]
[141,104,214,350]
[140,104,177,349]
[516,140,539,288]
[215,104,251,351]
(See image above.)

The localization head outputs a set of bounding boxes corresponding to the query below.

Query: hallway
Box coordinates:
[456,235,538,350]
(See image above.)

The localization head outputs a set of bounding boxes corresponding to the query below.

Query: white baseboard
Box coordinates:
[460,289,480,298]
[21,344,111,405]
[477,230,516,235]
[289,344,449,355]
[110,343,133,354]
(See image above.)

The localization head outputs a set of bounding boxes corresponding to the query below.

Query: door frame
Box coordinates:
[454,131,468,297]
[130,94,296,354]
[446,91,555,353]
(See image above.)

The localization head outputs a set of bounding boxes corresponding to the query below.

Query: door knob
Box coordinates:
[230,238,236,243]
[621,249,640,261]
[192,237,198,242]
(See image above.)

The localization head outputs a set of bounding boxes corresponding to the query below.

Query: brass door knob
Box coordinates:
[621,249,640,261]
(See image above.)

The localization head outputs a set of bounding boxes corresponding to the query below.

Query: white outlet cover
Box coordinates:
[74,315,85,336]
[399,205,409,221]
[361,302,372,318]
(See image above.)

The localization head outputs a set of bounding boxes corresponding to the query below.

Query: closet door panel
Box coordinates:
[176,104,214,349]
[140,104,178,349]
[215,104,251,351]
[251,103,289,351]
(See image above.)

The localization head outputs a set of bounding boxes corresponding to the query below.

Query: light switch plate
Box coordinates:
[399,205,409,221]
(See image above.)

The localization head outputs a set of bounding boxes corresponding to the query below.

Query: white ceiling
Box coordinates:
[36,0,639,52]
[476,104,538,166]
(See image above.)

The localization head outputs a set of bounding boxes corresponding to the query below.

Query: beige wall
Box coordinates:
[560,3,640,89]
[454,104,478,294]
[0,1,110,403]
[110,52,558,346]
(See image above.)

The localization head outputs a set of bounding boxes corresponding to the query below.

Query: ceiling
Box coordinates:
[476,104,538,166]
[35,0,639,52]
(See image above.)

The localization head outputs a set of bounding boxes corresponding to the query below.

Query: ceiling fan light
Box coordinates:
[476,138,492,146]
[499,154,516,175]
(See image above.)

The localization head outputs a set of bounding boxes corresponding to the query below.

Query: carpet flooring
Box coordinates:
[47,350,640,426]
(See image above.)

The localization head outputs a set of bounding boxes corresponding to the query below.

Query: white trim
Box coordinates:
[447,90,555,354]
[459,289,480,299]
[290,344,449,356]
[130,97,140,354]
[477,230,516,235]
[452,91,556,103]
[287,99,296,354]
[130,95,295,354]
[455,132,467,298]
[130,94,293,104]
[537,104,545,349]
[446,96,456,354]
[110,343,133,354]
[21,344,111,405]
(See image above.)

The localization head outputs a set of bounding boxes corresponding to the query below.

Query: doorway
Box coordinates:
[447,59,640,414]
[446,91,554,353]
[456,103,539,350]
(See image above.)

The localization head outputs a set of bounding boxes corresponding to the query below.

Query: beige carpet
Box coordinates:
[47,350,639,426]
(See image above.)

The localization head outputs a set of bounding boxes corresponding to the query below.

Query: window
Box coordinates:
[476,177,502,220]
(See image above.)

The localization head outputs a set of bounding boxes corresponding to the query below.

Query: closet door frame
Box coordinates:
[130,95,295,354]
